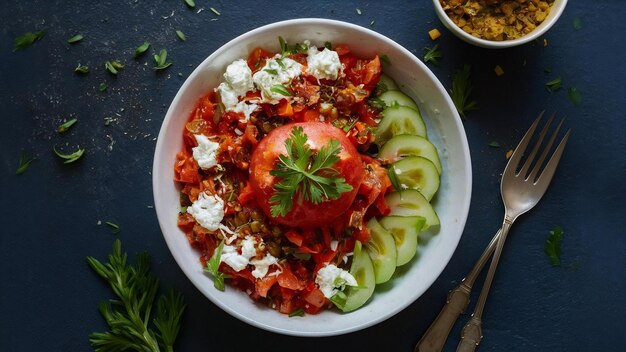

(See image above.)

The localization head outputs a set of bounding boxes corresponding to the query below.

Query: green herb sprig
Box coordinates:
[544,226,564,266]
[154,49,172,70]
[423,44,442,65]
[278,36,308,57]
[450,64,478,118]
[269,127,353,217]
[14,30,46,51]
[87,239,186,352]
[135,42,151,58]
[204,241,230,291]
[53,146,85,163]
[67,34,84,44]
[57,118,78,133]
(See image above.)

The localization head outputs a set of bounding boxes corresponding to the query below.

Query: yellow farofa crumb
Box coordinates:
[505,149,513,159]
[439,0,555,41]
[494,65,504,76]
[429,28,442,40]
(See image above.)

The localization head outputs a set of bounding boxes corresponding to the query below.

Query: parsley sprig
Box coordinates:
[450,64,478,118]
[423,44,442,65]
[87,239,186,352]
[269,127,353,217]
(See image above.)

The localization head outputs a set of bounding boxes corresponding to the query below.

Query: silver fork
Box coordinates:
[415,113,570,352]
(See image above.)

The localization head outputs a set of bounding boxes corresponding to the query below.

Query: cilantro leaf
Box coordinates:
[269,127,353,217]
[204,241,230,291]
[450,64,478,118]
[544,226,564,266]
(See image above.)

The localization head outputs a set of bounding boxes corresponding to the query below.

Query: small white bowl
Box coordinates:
[433,0,568,48]
[153,18,472,336]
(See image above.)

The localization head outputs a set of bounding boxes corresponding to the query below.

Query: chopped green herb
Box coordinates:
[105,221,120,234]
[544,226,564,266]
[379,53,391,65]
[154,49,172,70]
[13,30,46,51]
[180,206,188,213]
[375,81,389,95]
[264,68,278,75]
[368,97,387,110]
[176,30,186,41]
[87,239,186,352]
[16,151,34,175]
[573,17,582,30]
[450,64,478,118]
[58,118,78,133]
[204,241,230,291]
[270,84,292,97]
[98,82,107,92]
[545,77,562,92]
[269,127,353,217]
[568,87,582,106]
[53,146,85,164]
[423,44,442,65]
[289,308,306,317]
[184,0,195,8]
[388,165,403,194]
[324,41,332,50]
[67,34,84,44]
[105,61,118,75]
[356,8,362,15]
[134,42,150,58]
[210,7,221,15]
[488,141,501,148]
[111,61,124,70]
[278,36,308,57]
[74,64,89,74]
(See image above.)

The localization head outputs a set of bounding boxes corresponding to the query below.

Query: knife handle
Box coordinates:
[415,283,471,352]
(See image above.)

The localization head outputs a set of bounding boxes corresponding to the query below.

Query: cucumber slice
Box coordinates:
[378,73,399,91]
[375,106,426,146]
[378,90,419,110]
[378,135,442,174]
[379,216,426,266]
[340,240,376,312]
[386,189,440,230]
[365,218,397,284]
[391,156,440,201]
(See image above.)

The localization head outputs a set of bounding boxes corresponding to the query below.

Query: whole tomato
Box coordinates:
[249,122,364,228]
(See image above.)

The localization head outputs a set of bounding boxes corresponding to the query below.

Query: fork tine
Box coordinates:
[518,113,555,178]
[527,118,564,182]
[505,112,543,174]
[535,129,570,190]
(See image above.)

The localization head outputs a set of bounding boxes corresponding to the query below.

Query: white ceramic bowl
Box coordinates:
[433,0,568,49]
[153,18,472,336]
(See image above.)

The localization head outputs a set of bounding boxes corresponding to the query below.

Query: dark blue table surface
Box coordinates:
[1,1,625,351]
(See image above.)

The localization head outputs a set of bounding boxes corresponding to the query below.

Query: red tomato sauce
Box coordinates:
[175,42,392,315]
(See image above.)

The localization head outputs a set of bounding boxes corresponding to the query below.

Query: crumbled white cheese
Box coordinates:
[220,236,257,272]
[192,134,220,170]
[231,101,259,122]
[253,56,303,104]
[315,264,358,298]
[250,253,279,279]
[216,59,258,121]
[241,236,257,259]
[187,192,224,231]
[306,44,343,80]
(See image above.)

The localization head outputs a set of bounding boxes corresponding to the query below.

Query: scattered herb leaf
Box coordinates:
[87,239,186,352]
[544,226,564,266]
[289,308,306,317]
[154,49,172,70]
[53,146,85,164]
[104,61,118,75]
[104,221,120,233]
[375,81,389,95]
[135,42,150,58]
[324,41,332,50]
[450,64,478,118]
[74,64,89,74]
[568,87,582,106]
[16,152,34,175]
[204,241,230,291]
[270,84,292,97]
[180,206,188,213]
[269,127,353,217]
[13,30,46,51]
[98,82,107,92]
[58,118,78,133]
[545,77,562,92]
[264,68,278,75]
[278,36,308,57]
[176,30,186,41]
[67,34,84,44]
[210,7,221,16]
[379,53,391,66]
[488,141,501,148]
[423,44,442,65]
[111,61,124,70]
[184,0,195,8]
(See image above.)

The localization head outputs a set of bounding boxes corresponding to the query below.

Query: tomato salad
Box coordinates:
[175,38,411,315]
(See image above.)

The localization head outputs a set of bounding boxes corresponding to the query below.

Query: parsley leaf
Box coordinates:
[545,77,562,92]
[450,64,478,118]
[57,118,78,133]
[544,226,564,266]
[16,151,34,175]
[87,239,186,352]
[154,49,172,70]
[269,127,353,217]
[204,241,230,291]
[13,30,46,51]
[423,44,442,65]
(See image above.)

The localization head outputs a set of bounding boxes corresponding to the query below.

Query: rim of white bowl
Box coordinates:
[153,18,472,336]
[432,0,568,48]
